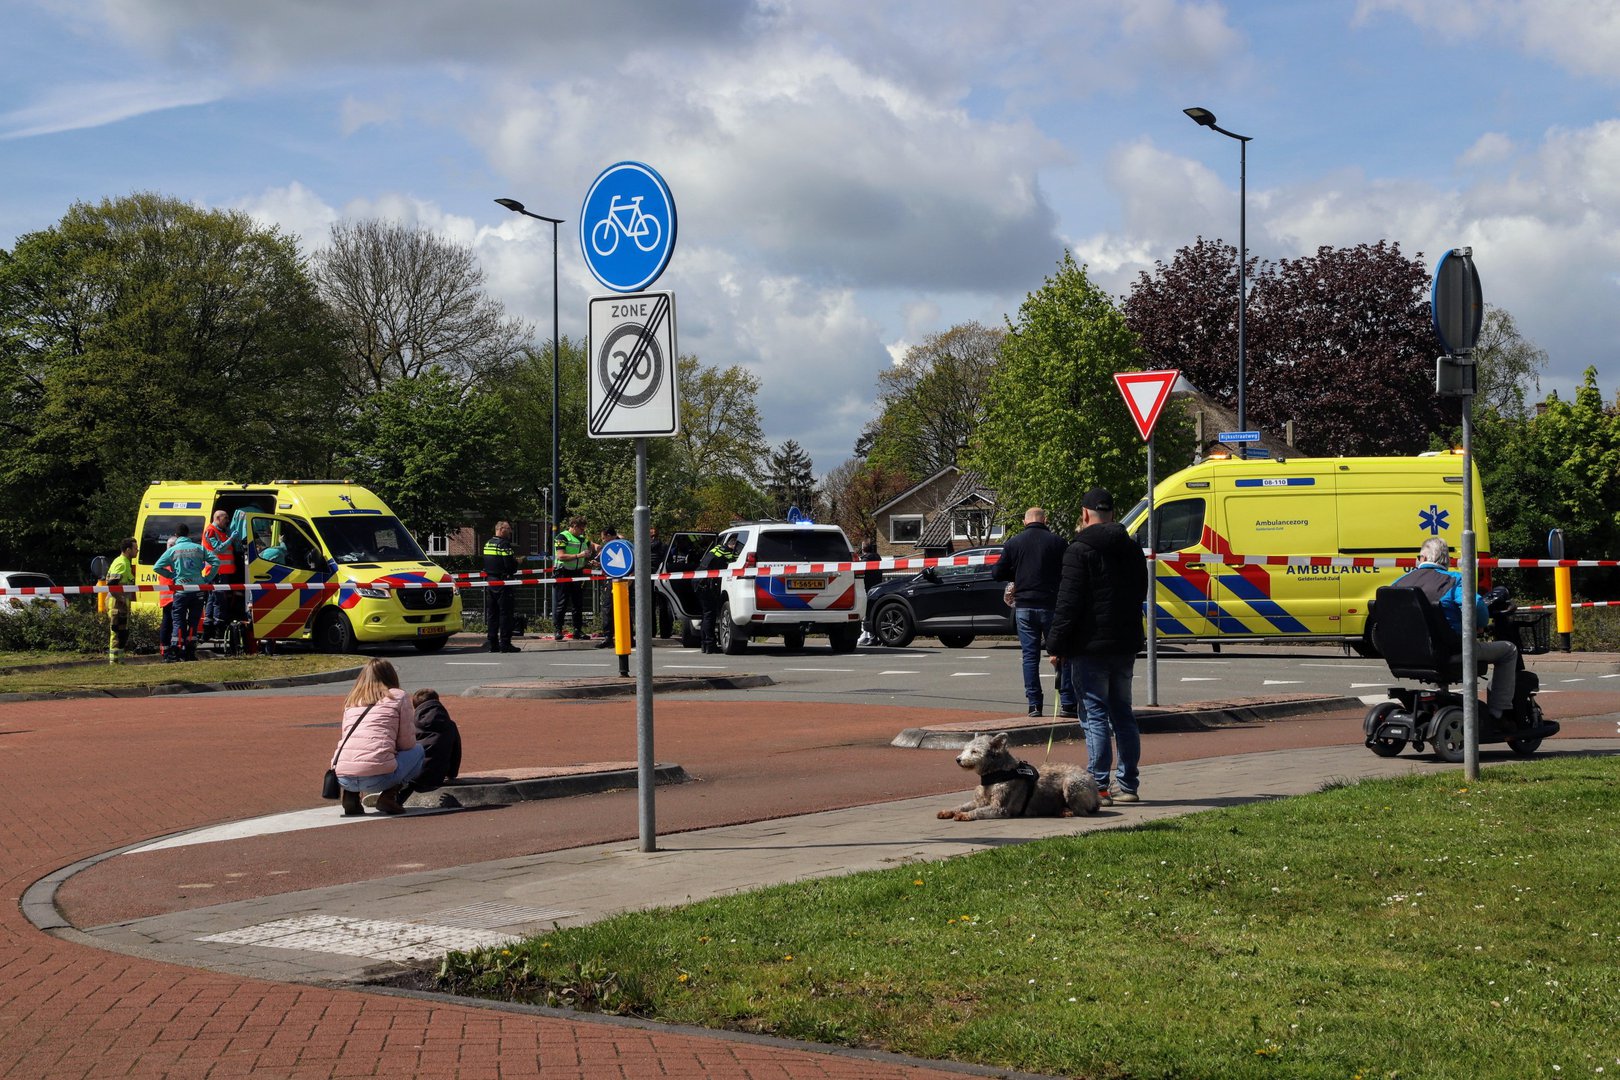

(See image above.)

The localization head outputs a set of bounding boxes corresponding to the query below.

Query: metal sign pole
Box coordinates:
[1460,388,1479,781]
[1145,434,1158,706]
[634,437,656,851]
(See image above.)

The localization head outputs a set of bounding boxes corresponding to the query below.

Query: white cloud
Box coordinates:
[1358,0,1620,80]
[1459,132,1515,168]
[0,76,223,138]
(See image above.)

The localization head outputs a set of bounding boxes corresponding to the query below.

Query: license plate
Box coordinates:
[787,576,826,590]
[417,626,449,636]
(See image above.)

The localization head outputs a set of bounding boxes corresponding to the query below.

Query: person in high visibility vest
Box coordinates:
[201,509,239,639]
[552,516,593,640]
[482,521,520,653]
[697,534,742,653]
[105,538,137,664]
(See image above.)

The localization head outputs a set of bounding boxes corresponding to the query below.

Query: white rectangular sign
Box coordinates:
[587,291,679,438]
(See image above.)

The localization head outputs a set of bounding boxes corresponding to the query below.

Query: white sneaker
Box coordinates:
[361,792,380,809]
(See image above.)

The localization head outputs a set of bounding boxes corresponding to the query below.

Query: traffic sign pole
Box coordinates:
[1145,435,1158,707]
[1114,370,1178,706]
[634,440,656,852]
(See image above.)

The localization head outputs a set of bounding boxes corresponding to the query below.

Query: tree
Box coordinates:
[674,355,768,483]
[1473,305,1548,419]
[0,192,343,576]
[335,368,513,536]
[861,322,1002,475]
[314,219,531,397]
[971,253,1176,535]
[821,458,915,545]
[1126,239,1445,456]
[764,439,817,517]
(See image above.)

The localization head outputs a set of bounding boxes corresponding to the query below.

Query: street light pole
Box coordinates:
[495,198,564,614]
[1183,107,1252,441]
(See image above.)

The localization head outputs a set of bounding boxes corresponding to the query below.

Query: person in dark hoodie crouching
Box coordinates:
[400,688,463,807]
[1045,487,1148,807]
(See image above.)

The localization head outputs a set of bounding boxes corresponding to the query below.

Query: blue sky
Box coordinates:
[5,1,1618,473]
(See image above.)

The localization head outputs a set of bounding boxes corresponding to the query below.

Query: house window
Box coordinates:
[424,533,450,557]
[889,515,923,544]
[952,510,998,543]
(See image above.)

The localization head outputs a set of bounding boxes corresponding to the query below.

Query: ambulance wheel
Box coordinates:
[317,610,357,654]
[718,602,747,655]
[1352,617,1381,659]
[413,635,449,653]
[1363,701,1405,757]
[1431,706,1465,763]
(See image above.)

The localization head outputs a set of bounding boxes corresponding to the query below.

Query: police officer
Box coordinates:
[697,534,742,653]
[482,521,520,653]
[553,516,592,640]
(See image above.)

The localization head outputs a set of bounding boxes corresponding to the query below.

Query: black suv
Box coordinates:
[862,546,1009,648]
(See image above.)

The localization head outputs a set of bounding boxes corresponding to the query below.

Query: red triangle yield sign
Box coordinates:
[1114,369,1180,441]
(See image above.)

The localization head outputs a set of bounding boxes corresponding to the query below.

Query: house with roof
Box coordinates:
[870,465,1003,558]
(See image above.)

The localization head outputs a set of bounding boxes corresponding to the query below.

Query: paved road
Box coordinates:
[254,634,1620,714]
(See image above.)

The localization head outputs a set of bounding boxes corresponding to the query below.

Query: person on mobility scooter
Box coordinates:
[1363,536,1559,762]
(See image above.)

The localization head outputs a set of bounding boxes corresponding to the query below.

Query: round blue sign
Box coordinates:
[598,538,635,579]
[579,162,677,293]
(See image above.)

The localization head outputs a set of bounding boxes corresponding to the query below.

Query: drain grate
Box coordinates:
[424,901,579,928]
[199,914,517,961]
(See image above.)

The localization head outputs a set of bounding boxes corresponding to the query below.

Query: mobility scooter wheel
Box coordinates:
[1431,706,1465,763]
[1362,701,1407,757]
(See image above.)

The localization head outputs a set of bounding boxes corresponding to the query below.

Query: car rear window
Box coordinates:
[5,573,53,589]
[755,531,852,563]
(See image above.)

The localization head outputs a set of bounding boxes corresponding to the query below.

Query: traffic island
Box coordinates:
[407,761,690,808]
[462,673,774,699]
[891,693,1362,749]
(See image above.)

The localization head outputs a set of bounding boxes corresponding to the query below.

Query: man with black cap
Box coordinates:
[1046,487,1148,806]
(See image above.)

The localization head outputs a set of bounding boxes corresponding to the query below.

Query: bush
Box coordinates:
[0,603,162,654]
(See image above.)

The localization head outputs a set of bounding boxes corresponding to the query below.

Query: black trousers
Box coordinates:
[485,586,514,647]
[698,582,724,649]
[555,577,585,635]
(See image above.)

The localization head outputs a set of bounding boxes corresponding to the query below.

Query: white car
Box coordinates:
[655,520,866,653]
[0,571,68,612]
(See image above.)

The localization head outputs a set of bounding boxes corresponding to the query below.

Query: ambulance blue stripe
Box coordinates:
[1233,478,1315,487]
[1155,574,1205,603]
[1151,606,1192,635]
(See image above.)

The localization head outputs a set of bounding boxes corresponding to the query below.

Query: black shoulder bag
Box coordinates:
[322,703,376,799]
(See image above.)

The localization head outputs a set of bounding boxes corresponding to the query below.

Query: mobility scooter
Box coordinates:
[1362,584,1560,763]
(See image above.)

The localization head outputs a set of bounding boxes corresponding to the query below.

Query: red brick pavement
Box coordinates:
[4,690,1616,1078]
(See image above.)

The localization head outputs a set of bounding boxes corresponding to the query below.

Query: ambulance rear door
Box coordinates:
[243,513,333,640]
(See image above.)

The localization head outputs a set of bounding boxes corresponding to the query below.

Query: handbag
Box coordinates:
[322,703,376,799]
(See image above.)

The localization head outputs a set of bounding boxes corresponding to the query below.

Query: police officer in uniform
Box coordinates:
[697,534,742,653]
[553,516,592,640]
[482,521,520,653]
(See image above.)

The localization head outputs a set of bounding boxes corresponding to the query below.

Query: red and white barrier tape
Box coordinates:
[6,550,1620,597]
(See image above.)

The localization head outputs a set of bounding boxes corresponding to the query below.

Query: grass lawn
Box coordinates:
[437,757,1620,1080]
[0,653,359,695]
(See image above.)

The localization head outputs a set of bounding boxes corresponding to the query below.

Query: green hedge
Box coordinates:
[0,603,162,653]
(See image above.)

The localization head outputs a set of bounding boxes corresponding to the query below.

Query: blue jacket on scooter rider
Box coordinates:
[1394,535,1516,718]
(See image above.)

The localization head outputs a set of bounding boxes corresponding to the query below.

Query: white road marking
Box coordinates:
[1263,679,1303,685]
[1180,677,1221,682]
[879,670,920,675]
[784,667,854,673]
[1561,678,1587,683]
[1350,682,1389,689]
[1299,662,1382,669]
[950,672,990,677]
[1601,674,1620,679]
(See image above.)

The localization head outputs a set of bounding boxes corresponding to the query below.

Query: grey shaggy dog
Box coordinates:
[937,731,1101,821]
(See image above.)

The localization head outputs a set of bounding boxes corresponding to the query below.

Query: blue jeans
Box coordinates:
[337,744,425,794]
[171,591,203,649]
[1065,652,1140,794]
[1015,607,1074,713]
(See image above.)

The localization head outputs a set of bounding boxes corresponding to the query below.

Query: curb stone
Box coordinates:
[0,664,364,703]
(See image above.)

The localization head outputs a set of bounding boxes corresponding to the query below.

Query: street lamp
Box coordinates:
[1183,107,1252,444]
[495,197,564,604]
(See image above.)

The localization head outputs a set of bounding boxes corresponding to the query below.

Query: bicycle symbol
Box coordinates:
[590,195,663,258]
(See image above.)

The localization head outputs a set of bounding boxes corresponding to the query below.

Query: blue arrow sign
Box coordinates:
[580,162,677,293]
[1217,430,1261,442]
[598,538,635,579]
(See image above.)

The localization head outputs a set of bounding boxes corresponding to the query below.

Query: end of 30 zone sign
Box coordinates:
[587,291,680,439]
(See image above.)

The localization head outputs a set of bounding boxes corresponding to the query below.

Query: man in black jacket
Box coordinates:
[994,508,1077,717]
[1046,488,1148,805]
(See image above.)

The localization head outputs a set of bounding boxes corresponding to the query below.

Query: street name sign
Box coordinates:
[1218,430,1261,442]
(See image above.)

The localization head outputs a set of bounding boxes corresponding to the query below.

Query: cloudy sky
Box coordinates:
[5,0,1618,474]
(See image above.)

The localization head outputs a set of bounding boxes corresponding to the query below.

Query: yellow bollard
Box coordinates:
[1553,565,1573,652]
[613,580,632,676]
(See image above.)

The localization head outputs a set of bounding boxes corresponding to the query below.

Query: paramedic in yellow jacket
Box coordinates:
[105,538,137,663]
[552,516,593,640]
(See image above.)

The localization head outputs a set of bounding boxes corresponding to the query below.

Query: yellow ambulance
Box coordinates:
[133,481,462,651]
[1118,452,1488,654]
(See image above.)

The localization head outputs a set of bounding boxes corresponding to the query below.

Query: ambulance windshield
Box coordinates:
[314,516,428,564]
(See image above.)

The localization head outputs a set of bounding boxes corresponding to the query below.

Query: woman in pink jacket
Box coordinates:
[332,659,424,816]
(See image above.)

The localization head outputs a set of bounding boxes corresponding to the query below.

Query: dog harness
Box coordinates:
[978,761,1040,815]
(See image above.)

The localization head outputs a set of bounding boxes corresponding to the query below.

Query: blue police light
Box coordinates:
[787,506,812,524]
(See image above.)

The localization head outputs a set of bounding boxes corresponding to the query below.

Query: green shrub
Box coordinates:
[0,603,161,654]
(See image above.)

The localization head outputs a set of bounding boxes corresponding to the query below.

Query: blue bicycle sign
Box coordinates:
[580,162,677,293]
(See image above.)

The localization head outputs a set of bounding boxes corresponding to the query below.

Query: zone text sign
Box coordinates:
[587,292,679,438]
